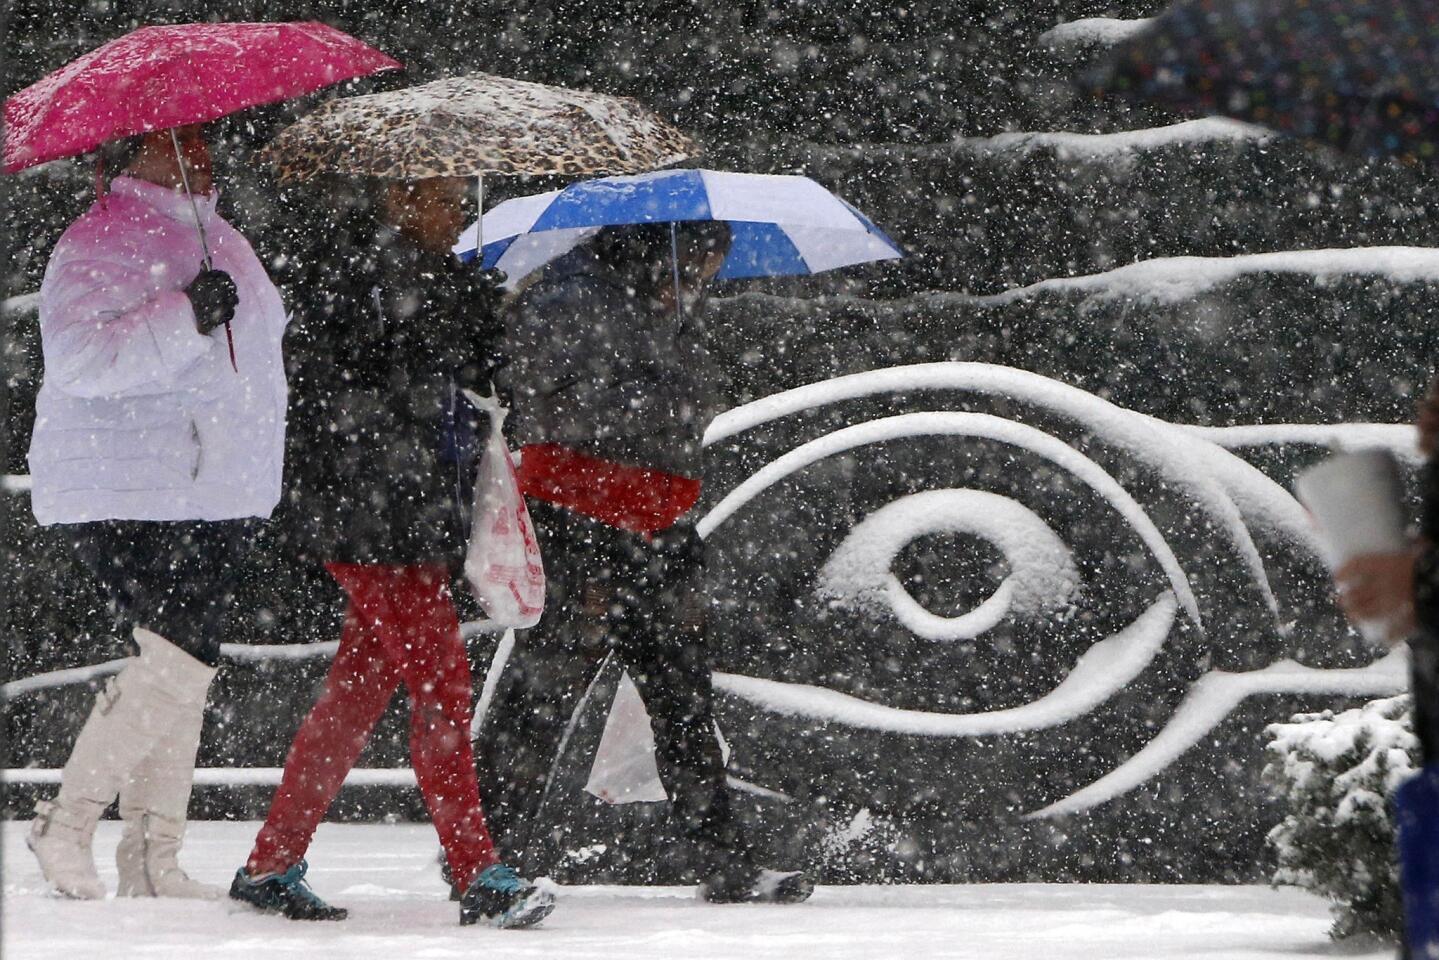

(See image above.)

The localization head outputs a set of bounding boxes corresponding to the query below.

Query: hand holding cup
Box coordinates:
[1335,547,1420,646]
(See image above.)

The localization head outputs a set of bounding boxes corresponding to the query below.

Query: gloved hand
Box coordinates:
[186,267,239,334]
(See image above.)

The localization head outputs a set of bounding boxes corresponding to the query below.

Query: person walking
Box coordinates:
[1335,381,1439,957]
[26,123,288,900]
[227,175,555,928]
[480,221,814,904]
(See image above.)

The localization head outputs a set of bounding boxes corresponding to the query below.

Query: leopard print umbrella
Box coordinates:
[263,72,695,182]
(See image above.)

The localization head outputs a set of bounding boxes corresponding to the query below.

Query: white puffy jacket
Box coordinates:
[27,176,289,524]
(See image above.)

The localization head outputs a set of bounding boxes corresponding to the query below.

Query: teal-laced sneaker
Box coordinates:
[229,860,348,921]
[458,864,556,928]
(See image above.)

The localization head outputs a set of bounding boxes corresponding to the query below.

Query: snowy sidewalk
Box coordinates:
[3,821,1387,960]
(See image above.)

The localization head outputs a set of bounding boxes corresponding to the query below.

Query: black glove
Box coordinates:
[186,267,239,334]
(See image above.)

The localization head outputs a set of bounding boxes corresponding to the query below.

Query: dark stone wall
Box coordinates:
[3,0,1435,883]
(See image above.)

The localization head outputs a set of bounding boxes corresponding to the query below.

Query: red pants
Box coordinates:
[246,564,496,888]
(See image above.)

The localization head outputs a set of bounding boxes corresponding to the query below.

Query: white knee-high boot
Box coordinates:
[115,667,221,898]
[28,628,217,900]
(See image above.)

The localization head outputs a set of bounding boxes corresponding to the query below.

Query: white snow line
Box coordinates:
[705,362,1299,612]
[972,247,1439,306]
[958,119,1272,160]
[4,624,506,700]
[0,292,38,316]
[726,775,792,802]
[220,640,339,662]
[1026,648,1411,820]
[817,490,1080,641]
[1133,412,1324,559]
[473,628,516,737]
[1179,423,1420,464]
[795,118,1269,164]
[1038,16,1155,50]
[713,593,1177,737]
[1,659,126,699]
[2,474,32,494]
[5,767,418,787]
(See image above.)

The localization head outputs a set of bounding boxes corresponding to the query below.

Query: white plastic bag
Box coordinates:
[584,671,668,804]
[462,389,545,628]
[585,669,733,805]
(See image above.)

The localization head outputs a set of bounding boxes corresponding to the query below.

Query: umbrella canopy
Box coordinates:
[454,168,904,286]
[262,72,695,183]
[4,22,401,173]
[1088,0,1439,165]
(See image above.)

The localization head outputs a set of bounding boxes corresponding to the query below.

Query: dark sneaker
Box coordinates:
[699,864,814,904]
[229,861,348,921]
[459,864,556,928]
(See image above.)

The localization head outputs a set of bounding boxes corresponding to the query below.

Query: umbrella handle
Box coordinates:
[169,128,213,269]
[670,221,684,328]
[475,174,484,253]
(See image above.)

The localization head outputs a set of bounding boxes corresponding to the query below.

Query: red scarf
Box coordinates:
[517,444,701,534]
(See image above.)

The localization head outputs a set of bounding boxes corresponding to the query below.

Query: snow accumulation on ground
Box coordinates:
[2,821,1390,960]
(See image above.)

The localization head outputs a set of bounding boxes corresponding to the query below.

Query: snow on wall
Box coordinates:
[1038,17,1156,51]
[974,248,1439,307]
[817,489,1080,641]
[1028,651,1409,819]
[795,118,1271,167]
[0,291,38,315]
[1182,423,1420,465]
[714,593,1177,738]
[701,410,1202,628]
[707,361,1310,613]
[472,628,516,737]
[5,361,1412,823]
[958,119,1272,163]
[704,362,1406,818]
[1,658,126,700]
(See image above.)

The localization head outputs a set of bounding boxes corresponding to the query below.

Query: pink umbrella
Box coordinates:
[5,22,400,373]
[3,21,402,173]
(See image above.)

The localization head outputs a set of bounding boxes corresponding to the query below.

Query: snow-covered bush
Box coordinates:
[1263,694,1420,939]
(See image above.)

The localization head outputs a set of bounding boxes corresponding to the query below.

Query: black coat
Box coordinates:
[282,222,501,566]
[498,248,726,478]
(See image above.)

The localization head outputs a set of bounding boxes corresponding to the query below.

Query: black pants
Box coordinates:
[475,501,739,869]
[69,519,260,667]
[1413,645,1439,764]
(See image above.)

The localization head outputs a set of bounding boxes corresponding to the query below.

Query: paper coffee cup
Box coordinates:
[1294,448,1409,643]
[1295,448,1408,564]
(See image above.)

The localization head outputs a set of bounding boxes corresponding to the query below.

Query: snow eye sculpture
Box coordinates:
[698,361,1409,822]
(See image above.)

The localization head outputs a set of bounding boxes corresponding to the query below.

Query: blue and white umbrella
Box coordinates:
[454,168,903,287]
